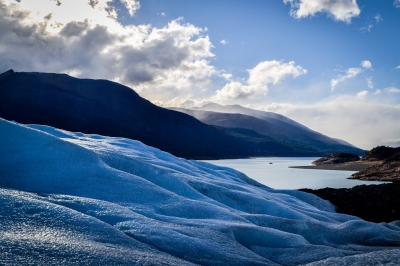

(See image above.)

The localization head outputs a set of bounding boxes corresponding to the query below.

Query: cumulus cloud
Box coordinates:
[330,60,372,91]
[0,0,216,102]
[219,73,233,80]
[361,60,372,69]
[220,39,227,45]
[213,61,307,101]
[120,0,140,16]
[253,96,400,149]
[283,0,360,23]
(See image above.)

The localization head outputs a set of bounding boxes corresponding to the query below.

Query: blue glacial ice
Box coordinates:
[0,118,399,265]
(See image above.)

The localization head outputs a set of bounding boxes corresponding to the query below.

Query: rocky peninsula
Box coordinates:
[299,146,400,223]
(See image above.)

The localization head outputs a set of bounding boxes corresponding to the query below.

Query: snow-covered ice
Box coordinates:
[0,118,399,265]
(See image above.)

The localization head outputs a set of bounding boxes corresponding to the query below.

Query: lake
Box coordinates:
[202,157,387,190]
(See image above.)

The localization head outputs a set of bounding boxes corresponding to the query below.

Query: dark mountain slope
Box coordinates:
[171,107,364,155]
[194,103,357,148]
[0,70,321,159]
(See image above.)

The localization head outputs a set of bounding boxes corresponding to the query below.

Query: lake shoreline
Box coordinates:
[289,160,382,172]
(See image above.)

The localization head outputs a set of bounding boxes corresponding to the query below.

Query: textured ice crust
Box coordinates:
[303,249,400,265]
[1,119,400,265]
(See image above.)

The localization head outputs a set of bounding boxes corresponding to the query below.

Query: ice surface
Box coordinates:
[1,118,400,265]
[303,249,400,265]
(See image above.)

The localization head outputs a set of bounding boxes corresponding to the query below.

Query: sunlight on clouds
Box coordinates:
[2,0,123,34]
[120,0,140,16]
[219,73,233,80]
[214,61,307,101]
[0,0,216,102]
[283,0,360,23]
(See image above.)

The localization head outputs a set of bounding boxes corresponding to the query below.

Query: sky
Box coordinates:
[0,0,399,149]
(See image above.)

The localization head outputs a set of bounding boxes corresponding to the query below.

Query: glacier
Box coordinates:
[0,118,399,265]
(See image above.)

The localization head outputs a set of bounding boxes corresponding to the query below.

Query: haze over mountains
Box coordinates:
[171,104,361,155]
[0,70,363,158]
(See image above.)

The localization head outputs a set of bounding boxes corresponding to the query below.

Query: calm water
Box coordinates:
[202,157,387,190]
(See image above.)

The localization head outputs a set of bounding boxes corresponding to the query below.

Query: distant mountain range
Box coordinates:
[0,70,364,158]
[171,103,361,155]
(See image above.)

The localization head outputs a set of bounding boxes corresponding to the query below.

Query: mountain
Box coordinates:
[195,103,357,146]
[171,103,363,155]
[0,69,323,159]
[1,118,400,265]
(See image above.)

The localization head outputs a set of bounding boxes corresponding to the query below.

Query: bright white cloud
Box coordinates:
[253,96,400,149]
[0,0,216,102]
[356,90,368,98]
[214,61,307,100]
[331,60,372,91]
[386,87,400,93]
[361,60,372,69]
[120,0,140,16]
[331,68,362,91]
[220,73,233,80]
[366,77,373,89]
[220,39,227,45]
[283,0,360,23]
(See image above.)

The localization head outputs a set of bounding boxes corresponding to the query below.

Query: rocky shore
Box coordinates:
[290,160,381,171]
[300,182,400,223]
[299,147,400,223]
[349,161,400,181]
[311,152,361,165]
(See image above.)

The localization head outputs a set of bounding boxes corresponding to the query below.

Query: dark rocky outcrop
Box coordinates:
[300,182,400,223]
[362,146,400,161]
[348,146,400,181]
[312,152,360,165]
